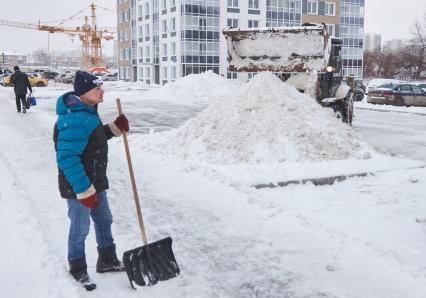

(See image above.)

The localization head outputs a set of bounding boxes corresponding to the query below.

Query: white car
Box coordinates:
[366,78,404,95]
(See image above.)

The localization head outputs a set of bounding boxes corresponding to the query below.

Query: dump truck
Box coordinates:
[222,24,353,124]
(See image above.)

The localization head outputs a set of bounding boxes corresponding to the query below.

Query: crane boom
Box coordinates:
[0,2,115,69]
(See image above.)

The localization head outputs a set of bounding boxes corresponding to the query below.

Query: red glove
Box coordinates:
[114,114,129,132]
[79,193,99,208]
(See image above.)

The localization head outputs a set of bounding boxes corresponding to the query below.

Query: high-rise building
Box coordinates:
[364,33,382,51]
[117,0,365,83]
[339,0,364,80]
[117,0,303,83]
[384,38,406,52]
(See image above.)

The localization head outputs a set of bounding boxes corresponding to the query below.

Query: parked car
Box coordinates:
[42,71,59,80]
[62,73,75,84]
[415,83,426,92]
[54,73,67,83]
[102,73,118,81]
[3,73,48,87]
[367,84,426,106]
[366,78,403,95]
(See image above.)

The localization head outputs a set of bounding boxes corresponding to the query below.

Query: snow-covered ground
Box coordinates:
[1,73,426,298]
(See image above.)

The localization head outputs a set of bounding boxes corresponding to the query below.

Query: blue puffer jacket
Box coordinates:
[54,92,116,198]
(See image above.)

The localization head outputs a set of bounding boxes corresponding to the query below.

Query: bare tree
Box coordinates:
[407,13,426,79]
[363,50,377,77]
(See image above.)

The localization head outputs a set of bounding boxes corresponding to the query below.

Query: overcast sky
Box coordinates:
[0,0,425,55]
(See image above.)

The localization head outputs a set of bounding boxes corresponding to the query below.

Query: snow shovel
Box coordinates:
[116,98,180,289]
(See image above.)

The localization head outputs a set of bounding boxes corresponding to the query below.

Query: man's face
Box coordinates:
[80,85,104,106]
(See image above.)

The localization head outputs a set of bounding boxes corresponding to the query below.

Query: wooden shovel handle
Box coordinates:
[116,98,148,245]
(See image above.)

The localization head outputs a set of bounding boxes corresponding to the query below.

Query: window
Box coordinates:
[411,86,423,94]
[307,0,318,14]
[139,47,143,58]
[199,18,207,30]
[162,0,167,10]
[144,2,149,17]
[199,43,206,54]
[399,85,411,92]
[171,17,176,31]
[248,20,259,28]
[162,20,167,33]
[326,24,335,36]
[325,2,336,16]
[146,67,151,79]
[139,67,144,80]
[171,66,176,80]
[170,0,176,7]
[138,5,143,17]
[138,26,143,38]
[162,44,168,57]
[249,0,259,9]
[227,0,238,8]
[145,24,150,37]
[171,42,176,56]
[145,46,150,59]
[227,18,239,28]
[227,72,237,79]
[248,73,257,79]
[163,67,168,80]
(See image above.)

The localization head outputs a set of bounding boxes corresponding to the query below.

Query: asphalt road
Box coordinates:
[353,107,426,161]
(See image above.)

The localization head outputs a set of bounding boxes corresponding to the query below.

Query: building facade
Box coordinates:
[339,0,364,80]
[0,52,28,70]
[117,0,364,83]
[117,0,132,80]
[301,0,340,37]
[364,33,382,51]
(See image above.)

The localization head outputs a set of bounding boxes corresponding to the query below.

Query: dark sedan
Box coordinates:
[368,84,426,107]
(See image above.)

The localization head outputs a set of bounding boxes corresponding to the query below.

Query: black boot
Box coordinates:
[96,244,125,273]
[69,257,96,291]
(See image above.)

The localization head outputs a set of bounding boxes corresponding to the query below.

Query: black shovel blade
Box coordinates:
[122,237,180,288]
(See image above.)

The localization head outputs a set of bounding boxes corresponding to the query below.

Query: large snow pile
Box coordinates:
[142,72,371,164]
[149,70,240,104]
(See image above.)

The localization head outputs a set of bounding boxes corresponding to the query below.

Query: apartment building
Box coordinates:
[117,0,364,83]
[117,0,132,80]
[301,0,340,37]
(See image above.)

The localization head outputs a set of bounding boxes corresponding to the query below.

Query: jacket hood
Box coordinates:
[56,92,96,115]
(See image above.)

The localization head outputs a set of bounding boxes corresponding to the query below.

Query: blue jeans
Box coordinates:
[67,191,114,261]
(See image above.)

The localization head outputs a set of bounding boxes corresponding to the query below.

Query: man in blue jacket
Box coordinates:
[54,70,129,290]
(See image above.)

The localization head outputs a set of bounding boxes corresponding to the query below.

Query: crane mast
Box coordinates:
[0,2,114,69]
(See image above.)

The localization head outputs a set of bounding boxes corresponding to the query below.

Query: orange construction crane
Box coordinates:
[0,3,115,69]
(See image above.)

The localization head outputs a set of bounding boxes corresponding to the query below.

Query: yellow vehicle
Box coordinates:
[3,73,48,87]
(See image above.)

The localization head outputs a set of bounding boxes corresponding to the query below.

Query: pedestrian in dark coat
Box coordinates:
[10,66,32,113]
[53,70,129,290]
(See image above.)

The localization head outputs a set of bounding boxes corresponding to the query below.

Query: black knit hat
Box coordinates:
[74,70,103,96]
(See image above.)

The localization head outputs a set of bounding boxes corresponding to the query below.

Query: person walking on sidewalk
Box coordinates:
[53,70,130,291]
[10,66,32,113]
